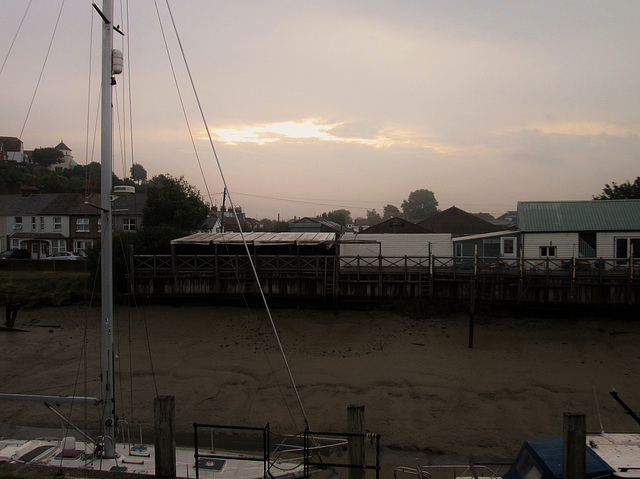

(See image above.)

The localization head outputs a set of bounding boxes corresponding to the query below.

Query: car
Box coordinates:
[0,249,30,259]
[46,251,82,260]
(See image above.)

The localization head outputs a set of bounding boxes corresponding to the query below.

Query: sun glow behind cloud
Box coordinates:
[209,118,448,152]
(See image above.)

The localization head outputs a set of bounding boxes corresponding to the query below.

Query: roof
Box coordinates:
[359,216,432,234]
[452,229,519,242]
[517,200,640,232]
[0,137,22,152]
[171,232,336,246]
[289,217,343,233]
[55,141,71,151]
[418,206,503,235]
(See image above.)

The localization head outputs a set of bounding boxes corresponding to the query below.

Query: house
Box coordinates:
[209,206,260,232]
[0,194,84,257]
[0,136,25,163]
[289,217,344,234]
[358,216,432,234]
[517,200,640,259]
[51,141,77,172]
[418,206,504,236]
[0,192,146,256]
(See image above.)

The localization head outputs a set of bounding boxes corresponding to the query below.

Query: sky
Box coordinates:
[0,1,639,221]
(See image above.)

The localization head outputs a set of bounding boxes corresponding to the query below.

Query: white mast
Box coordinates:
[99,0,116,459]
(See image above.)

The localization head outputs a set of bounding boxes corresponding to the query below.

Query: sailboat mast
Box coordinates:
[99,0,116,459]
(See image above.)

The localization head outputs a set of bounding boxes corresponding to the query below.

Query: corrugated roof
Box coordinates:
[171,232,337,245]
[517,200,640,232]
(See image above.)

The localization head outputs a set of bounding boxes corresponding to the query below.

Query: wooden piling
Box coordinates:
[348,405,365,479]
[563,412,586,479]
[154,395,176,478]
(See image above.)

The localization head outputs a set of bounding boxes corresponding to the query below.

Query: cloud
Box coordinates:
[209,118,449,153]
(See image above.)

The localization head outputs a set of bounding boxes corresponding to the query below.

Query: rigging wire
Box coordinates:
[163,0,312,432]
[0,0,33,78]
[124,0,136,182]
[18,0,66,140]
[151,0,215,207]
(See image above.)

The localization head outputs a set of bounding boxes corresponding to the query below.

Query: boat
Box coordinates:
[394,391,640,479]
[0,2,341,477]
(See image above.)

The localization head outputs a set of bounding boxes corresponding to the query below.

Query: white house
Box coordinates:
[517,200,640,260]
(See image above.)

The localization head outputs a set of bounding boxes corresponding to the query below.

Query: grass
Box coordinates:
[0,271,94,308]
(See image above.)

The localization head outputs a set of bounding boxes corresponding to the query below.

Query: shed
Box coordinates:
[171,231,337,255]
[340,232,452,259]
[452,230,520,258]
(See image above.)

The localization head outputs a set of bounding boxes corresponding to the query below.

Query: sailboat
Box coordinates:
[0,2,328,477]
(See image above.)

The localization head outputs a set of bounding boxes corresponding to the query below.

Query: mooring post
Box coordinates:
[348,404,365,479]
[563,412,586,479]
[155,395,176,478]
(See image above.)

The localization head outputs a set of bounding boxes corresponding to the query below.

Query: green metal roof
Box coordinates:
[517,200,640,232]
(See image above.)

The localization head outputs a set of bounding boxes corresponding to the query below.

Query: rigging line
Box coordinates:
[152,0,215,207]
[229,190,382,211]
[114,86,129,180]
[84,5,96,196]
[18,0,66,140]
[124,0,136,180]
[164,0,312,431]
[0,0,33,78]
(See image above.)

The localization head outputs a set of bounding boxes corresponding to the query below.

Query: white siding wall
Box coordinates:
[340,233,452,258]
[597,232,640,257]
[522,233,579,258]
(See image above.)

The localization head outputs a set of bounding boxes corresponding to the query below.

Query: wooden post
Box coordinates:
[563,412,586,479]
[469,280,475,349]
[154,395,176,478]
[348,405,365,479]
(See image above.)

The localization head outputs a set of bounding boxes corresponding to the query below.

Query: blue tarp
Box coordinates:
[503,437,615,479]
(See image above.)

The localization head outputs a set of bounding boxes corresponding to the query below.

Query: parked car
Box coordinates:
[0,249,30,259]
[46,251,82,260]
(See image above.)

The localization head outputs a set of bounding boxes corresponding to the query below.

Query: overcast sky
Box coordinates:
[1,1,638,220]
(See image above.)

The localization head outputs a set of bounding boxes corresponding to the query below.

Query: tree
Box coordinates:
[142,174,209,245]
[130,163,148,184]
[401,189,438,220]
[320,209,352,226]
[31,147,64,167]
[366,209,382,225]
[594,177,640,200]
[261,218,290,231]
[383,204,401,220]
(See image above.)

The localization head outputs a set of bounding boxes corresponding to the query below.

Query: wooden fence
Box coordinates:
[130,253,640,306]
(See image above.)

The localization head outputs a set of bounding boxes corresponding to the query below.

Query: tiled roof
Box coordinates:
[517,200,640,232]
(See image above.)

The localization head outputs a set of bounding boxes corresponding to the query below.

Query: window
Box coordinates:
[616,238,640,258]
[76,218,90,232]
[54,217,62,231]
[74,240,93,255]
[123,218,136,231]
[455,243,463,257]
[50,239,66,255]
[13,216,22,230]
[502,237,516,257]
[10,239,21,249]
[540,246,557,257]
[31,216,36,231]
[483,238,500,257]
[39,217,44,231]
